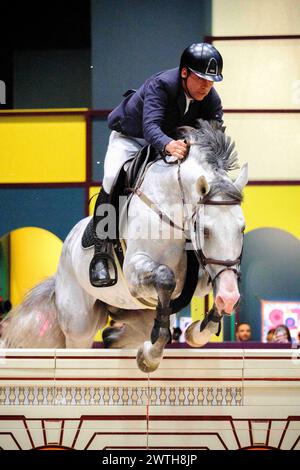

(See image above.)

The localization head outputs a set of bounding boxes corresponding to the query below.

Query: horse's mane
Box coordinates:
[174,119,243,203]
[175,119,239,173]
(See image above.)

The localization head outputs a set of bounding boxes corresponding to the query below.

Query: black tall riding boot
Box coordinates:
[89,189,117,287]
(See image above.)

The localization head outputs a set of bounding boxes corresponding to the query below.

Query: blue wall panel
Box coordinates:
[14,49,91,109]
[91,0,212,181]
[91,0,212,108]
[239,228,300,341]
[0,188,86,241]
[92,118,110,183]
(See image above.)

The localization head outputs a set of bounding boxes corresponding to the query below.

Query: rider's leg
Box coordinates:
[90,131,146,287]
[102,131,147,193]
[89,187,114,287]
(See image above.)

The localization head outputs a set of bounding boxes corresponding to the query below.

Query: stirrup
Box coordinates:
[89,245,118,288]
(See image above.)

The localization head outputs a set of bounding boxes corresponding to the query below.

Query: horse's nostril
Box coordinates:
[216,293,240,314]
[215,295,225,310]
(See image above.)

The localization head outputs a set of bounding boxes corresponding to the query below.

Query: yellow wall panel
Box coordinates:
[224,113,300,181]
[213,0,300,36]
[89,186,102,216]
[0,114,86,183]
[214,40,300,109]
[10,227,62,306]
[94,318,111,343]
[242,185,300,240]
[191,296,205,322]
[94,328,103,342]
[191,295,223,342]
[0,108,88,114]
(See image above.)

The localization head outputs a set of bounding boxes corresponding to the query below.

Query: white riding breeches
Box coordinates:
[102,131,147,193]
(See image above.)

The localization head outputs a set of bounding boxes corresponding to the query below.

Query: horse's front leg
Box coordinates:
[185,268,240,347]
[184,268,221,347]
[185,303,223,347]
[124,253,176,373]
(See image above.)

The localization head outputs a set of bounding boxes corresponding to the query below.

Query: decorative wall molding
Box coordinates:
[0,385,242,407]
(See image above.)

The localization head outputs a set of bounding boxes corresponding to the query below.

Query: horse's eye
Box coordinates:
[204,227,210,238]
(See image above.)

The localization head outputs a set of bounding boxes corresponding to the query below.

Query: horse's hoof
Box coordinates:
[185,321,202,347]
[185,319,219,347]
[136,341,161,374]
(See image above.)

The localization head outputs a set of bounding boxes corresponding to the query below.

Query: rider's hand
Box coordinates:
[165,140,188,159]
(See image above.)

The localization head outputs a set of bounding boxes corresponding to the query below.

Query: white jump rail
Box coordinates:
[0,348,299,450]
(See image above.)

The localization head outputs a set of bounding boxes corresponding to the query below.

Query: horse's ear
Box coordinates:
[234,162,248,192]
[196,175,210,197]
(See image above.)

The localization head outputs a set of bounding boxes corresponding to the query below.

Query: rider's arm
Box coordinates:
[142,78,173,154]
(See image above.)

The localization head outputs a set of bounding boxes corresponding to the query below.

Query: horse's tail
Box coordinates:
[0,276,65,348]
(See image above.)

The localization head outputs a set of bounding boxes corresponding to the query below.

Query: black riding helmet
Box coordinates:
[180,43,223,82]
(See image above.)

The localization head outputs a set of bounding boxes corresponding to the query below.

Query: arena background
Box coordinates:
[0,0,299,342]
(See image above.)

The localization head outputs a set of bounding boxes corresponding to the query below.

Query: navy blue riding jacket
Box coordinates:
[108,67,223,153]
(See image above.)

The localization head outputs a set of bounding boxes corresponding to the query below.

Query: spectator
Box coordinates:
[272,324,292,343]
[172,327,182,343]
[235,322,252,342]
[266,328,276,342]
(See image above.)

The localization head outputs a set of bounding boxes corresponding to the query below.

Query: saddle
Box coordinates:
[81,145,200,313]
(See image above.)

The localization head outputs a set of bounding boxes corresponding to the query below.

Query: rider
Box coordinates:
[90,42,224,287]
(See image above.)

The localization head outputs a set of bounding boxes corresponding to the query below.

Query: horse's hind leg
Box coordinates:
[56,269,108,348]
[59,296,108,348]
[102,308,156,349]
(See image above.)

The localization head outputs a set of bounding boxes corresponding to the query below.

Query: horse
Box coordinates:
[0,119,248,373]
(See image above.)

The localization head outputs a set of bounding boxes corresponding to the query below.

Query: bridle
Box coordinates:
[191,198,243,287]
[177,142,243,286]
[129,141,244,287]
